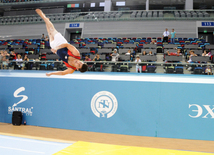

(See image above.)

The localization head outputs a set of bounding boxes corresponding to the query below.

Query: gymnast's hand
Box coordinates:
[46,73,51,76]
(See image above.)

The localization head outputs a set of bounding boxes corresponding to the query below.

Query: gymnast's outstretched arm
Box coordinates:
[46,68,74,76]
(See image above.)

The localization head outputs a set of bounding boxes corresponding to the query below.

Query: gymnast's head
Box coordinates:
[79,63,88,73]
[74,59,88,73]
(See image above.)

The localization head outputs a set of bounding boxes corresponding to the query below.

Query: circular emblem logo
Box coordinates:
[91,91,118,118]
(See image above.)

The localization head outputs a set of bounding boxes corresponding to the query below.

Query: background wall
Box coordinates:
[4,8,64,16]
[0,23,66,39]
[83,20,196,38]
[0,71,214,141]
[0,20,196,39]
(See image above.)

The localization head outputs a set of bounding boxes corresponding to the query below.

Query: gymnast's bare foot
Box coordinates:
[35,9,42,14]
[36,9,48,21]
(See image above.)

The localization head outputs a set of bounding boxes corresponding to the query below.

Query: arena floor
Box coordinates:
[0,123,214,154]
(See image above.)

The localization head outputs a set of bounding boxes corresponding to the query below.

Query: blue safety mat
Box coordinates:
[0,135,72,155]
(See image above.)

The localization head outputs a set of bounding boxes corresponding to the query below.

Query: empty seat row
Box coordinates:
[83,12,122,19]
[1,0,41,3]
[0,13,80,24]
[174,11,210,18]
[130,11,163,18]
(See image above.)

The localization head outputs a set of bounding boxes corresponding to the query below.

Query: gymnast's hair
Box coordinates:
[79,63,88,73]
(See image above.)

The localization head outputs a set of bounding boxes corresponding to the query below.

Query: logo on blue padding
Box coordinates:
[91,91,118,118]
[8,87,33,116]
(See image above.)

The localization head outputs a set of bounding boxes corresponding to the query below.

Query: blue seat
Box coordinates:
[147,66,156,73]
[194,67,203,74]
[175,66,183,74]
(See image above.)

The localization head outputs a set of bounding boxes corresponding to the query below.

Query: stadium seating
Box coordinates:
[1,0,41,3]
[0,10,213,25]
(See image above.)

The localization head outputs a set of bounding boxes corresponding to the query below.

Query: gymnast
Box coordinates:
[36,9,88,76]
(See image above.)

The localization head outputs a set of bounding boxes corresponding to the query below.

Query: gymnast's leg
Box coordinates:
[35,9,58,43]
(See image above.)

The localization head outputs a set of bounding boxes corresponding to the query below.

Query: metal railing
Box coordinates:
[1,60,213,75]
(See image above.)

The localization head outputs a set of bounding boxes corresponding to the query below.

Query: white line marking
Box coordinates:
[0,146,45,154]
[0,132,75,144]
[0,135,70,145]
[1,72,214,84]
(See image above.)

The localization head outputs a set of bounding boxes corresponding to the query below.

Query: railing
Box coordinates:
[1,60,213,75]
